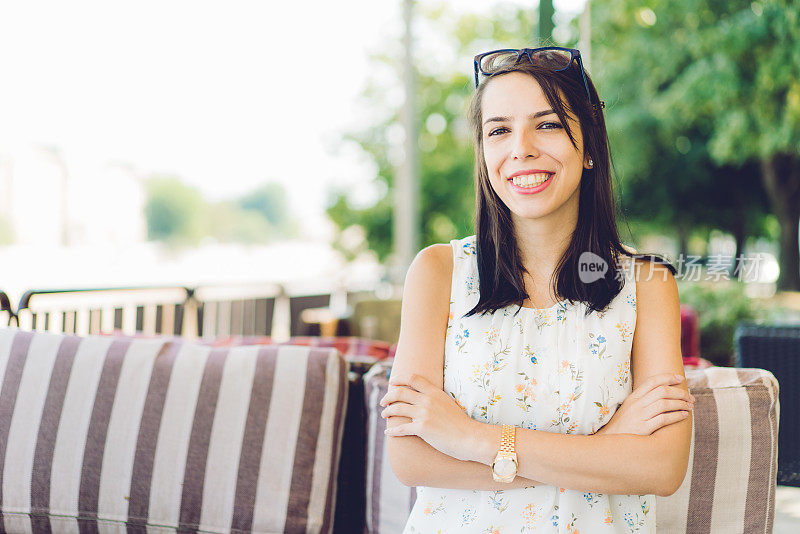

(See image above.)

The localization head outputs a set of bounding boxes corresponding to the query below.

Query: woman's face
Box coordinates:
[480,72,591,223]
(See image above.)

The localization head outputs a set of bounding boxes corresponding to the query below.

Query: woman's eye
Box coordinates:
[487,127,509,137]
[540,121,563,130]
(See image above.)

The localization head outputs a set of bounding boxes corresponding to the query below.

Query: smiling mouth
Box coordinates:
[510,173,552,188]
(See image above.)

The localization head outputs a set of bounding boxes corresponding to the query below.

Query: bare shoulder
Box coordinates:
[630,257,682,385]
[392,243,454,388]
[406,243,453,284]
[633,258,678,302]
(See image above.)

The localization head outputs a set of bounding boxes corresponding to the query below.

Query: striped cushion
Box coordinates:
[0,327,349,533]
[363,363,778,534]
[657,366,779,534]
[363,361,416,534]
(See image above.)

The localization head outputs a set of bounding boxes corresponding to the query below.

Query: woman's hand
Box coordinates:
[379,374,477,462]
[595,373,694,436]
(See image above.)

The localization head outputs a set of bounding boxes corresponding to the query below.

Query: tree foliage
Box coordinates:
[144,176,294,246]
[592,0,800,287]
[326,4,536,261]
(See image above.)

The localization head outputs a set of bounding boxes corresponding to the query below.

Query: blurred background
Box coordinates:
[0,0,799,528]
[3,0,797,357]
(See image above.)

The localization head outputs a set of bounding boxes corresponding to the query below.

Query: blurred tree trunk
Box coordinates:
[732,207,746,278]
[675,221,689,260]
[761,153,800,290]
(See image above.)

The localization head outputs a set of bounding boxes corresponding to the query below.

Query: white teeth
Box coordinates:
[512,173,551,187]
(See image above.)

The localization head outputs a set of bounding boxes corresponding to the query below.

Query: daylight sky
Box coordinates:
[0,0,585,228]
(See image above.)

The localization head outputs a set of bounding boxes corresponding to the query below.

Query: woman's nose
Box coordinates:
[510,131,540,159]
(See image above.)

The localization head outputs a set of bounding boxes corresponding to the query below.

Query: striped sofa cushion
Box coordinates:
[656,366,779,534]
[363,362,778,534]
[0,327,349,533]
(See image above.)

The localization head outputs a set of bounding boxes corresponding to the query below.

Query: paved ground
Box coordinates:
[774,485,800,533]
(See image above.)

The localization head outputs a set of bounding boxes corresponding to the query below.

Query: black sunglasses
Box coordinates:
[473,47,605,114]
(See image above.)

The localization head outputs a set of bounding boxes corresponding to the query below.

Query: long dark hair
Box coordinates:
[465,58,675,317]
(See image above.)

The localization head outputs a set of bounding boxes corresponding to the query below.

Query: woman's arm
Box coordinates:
[385,244,546,489]
[462,260,692,496]
[387,259,691,496]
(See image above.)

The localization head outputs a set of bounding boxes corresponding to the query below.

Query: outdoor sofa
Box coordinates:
[0,327,779,533]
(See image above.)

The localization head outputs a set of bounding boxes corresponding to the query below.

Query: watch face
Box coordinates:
[493,456,517,477]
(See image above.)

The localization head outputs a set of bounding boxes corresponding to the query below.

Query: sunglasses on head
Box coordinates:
[473,47,605,114]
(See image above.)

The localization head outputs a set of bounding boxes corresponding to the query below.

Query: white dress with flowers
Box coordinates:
[402,235,655,534]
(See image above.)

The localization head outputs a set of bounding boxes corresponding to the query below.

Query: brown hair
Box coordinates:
[465,58,674,317]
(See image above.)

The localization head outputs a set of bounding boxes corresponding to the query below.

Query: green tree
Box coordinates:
[237,183,289,228]
[593,0,800,289]
[144,177,294,246]
[326,4,536,261]
[144,176,206,245]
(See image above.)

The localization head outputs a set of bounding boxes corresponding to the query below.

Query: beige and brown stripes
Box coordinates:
[0,329,349,533]
[684,368,718,533]
[178,347,229,531]
[2,330,54,534]
[739,368,779,534]
[125,341,183,532]
[313,349,348,534]
[284,347,330,532]
[230,346,278,532]
[707,367,752,531]
[252,346,310,531]
[197,345,260,531]
[49,336,115,530]
[0,330,34,531]
[146,342,212,529]
[77,337,133,534]
[30,334,82,534]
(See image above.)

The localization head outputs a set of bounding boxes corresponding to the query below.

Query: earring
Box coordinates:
[588,159,594,168]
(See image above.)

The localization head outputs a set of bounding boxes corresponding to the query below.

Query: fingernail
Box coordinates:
[674,374,683,381]
[689,395,696,402]
[681,411,689,417]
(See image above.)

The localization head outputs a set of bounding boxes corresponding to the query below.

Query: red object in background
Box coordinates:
[680,304,701,358]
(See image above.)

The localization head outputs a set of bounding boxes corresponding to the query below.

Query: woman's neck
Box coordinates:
[512,207,578,282]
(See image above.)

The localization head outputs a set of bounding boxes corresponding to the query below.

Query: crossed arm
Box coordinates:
[385,245,691,497]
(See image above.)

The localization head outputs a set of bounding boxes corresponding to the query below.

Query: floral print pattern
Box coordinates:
[404,236,655,533]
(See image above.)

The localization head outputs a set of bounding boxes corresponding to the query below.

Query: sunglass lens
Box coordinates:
[528,49,573,70]
[480,51,521,73]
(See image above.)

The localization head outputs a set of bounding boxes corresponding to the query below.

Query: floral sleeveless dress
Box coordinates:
[403,235,655,533]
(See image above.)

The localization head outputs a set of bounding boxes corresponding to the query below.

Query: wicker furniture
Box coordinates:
[736,323,800,487]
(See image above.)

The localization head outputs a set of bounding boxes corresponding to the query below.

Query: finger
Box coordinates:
[384,423,416,436]
[380,386,423,407]
[381,402,416,419]
[631,373,684,399]
[639,384,692,407]
[647,410,690,434]
[644,398,694,420]
[390,373,434,394]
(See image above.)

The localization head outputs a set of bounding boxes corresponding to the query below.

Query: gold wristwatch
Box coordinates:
[491,424,518,483]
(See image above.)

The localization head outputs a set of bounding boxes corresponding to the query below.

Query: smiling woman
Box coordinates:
[382,47,691,534]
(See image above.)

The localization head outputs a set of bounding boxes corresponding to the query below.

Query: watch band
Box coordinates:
[500,424,516,454]
[491,424,518,483]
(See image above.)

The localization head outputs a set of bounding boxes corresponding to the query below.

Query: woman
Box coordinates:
[379,48,693,533]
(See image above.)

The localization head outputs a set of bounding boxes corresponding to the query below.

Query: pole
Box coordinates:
[538,0,554,44]
[579,0,592,72]
[394,0,419,284]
